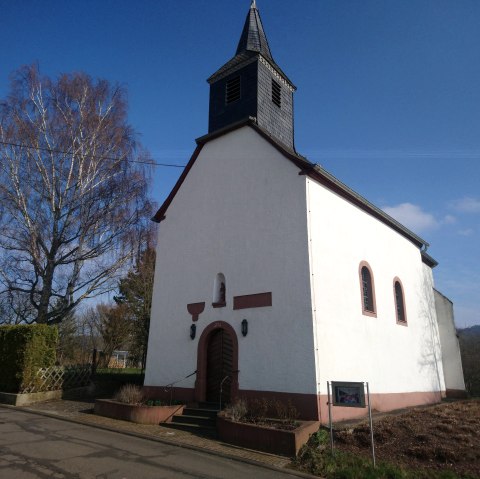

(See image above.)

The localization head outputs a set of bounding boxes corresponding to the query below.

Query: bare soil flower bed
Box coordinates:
[217,415,319,456]
[333,399,479,478]
[239,418,298,431]
[218,397,319,456]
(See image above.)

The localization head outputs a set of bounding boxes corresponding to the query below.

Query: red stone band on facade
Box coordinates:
[141,385,449,423]
[233,292,272,310]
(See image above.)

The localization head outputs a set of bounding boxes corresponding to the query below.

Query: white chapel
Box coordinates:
[144,1,465,422]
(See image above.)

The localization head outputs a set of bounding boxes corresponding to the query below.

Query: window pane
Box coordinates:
[395,282,406,322]
[362,267,373,312]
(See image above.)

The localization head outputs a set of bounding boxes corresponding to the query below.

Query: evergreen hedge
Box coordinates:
[0,324,58,393]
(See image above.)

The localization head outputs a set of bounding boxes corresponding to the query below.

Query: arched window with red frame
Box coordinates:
[394,278,407,324]
[358,261,377,317]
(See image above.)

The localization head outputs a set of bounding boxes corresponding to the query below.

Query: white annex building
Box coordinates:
[144,1,465,422]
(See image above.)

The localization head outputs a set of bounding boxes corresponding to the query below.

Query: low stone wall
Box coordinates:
[0,390,63,406]
[217,417,319,456]
[0,386,92,406]
[94,399,184,425]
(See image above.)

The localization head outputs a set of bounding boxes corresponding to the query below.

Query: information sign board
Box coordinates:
[331,381,366,408]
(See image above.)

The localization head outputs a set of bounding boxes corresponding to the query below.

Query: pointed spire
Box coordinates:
[236,0,273,61]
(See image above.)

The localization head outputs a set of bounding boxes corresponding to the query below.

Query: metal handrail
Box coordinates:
[219,369,240,411]
[219,375,229,411]
[164,370,197,405]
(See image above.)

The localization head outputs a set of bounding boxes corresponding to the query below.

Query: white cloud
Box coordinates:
[442,215,456,225]
[458,228,474,237]
[450,197,480,213]
[382,203,438,233]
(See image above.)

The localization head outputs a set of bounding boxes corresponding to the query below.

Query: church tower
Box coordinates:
[208,0,296,149]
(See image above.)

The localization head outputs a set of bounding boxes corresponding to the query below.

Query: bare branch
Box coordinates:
[0,65,153,324]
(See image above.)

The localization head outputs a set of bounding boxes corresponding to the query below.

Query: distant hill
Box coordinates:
[458,325,480,337]
[458,325,480,397]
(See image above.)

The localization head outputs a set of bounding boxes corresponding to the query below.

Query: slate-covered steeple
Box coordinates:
[207,1,296,149]
[235,0,273,61]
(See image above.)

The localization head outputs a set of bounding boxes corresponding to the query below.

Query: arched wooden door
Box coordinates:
[196,321,239,406]
[206,328,233,405]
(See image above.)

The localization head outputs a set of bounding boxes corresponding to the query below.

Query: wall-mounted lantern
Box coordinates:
[190,323,196,340]
[241,319,248,337]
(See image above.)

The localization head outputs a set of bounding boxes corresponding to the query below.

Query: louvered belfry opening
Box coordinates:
[271,79,281,107]
[226,76,241,104]
[206,328,234,405]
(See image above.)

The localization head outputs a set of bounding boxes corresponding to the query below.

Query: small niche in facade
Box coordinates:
[213,273,226,307]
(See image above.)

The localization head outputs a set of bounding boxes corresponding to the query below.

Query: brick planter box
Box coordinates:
[94,399,184,425]
[217,416,320,456]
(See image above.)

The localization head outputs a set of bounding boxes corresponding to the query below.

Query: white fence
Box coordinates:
[20,365,92,393]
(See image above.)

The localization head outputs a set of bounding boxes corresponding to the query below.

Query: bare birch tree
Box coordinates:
[0,65,152,324]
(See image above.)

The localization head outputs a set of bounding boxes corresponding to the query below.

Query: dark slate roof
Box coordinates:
[236,0,273,61]
[207,1,295,89]
[152,118,436,266]
[207,51,258,84]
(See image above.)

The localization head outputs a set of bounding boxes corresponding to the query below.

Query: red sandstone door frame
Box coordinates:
[195,321,239,403]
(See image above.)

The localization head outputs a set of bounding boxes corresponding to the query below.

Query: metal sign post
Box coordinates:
[366,382,376,467]
[328,380,376,468]
[327,381,334,455]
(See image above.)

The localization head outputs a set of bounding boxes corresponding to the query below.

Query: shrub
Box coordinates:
[313,428,330,450]
[272,399,299,424]
[296,440,408,479]
[113,384,144,405]
[225,398,248,422]
[0,324,58,392]
[246,397,270,423]
[224,397,301,427]
[145,399,166,407]
[93,370,144,396]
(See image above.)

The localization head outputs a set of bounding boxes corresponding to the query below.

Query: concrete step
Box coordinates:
[182,407,218,419]
[172,414,215,428]
[166,405,219,437]
[164,421,217,438]
[198,402,220,410]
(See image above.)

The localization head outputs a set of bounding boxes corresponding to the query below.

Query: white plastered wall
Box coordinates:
[306,177,446,398]
[434,289,466,392]
[145,127,316,395]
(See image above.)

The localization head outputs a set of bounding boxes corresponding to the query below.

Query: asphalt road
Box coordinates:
[0,408,303,479]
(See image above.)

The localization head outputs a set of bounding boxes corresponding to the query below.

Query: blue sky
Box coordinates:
[1,0,479,327]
